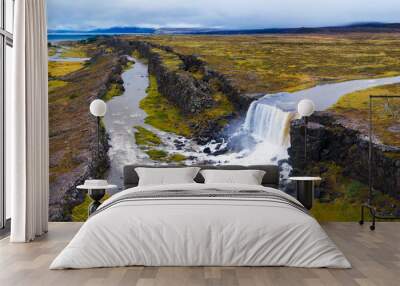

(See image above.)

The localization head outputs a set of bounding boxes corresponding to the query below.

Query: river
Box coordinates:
[102,57,400,189]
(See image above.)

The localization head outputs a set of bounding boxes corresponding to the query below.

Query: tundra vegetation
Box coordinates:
[49,33,400,221]
[132,34,400,93]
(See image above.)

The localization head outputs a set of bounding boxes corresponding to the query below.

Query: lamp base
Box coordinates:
[88,189,106,215]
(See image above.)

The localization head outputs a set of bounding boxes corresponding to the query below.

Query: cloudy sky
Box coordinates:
[47,0,400,30]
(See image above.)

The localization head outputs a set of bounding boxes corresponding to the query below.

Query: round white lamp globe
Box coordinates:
[297,99,315,117]
[90,99,107,117]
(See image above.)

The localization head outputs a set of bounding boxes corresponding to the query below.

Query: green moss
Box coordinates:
[201,92,235,120]
[152,48,182,71]
[140,75,192,137]
[123,60,134,71]
[134,126,162,146]
[48,80,68,93]
[71,193,110,222]
[146,149,168,160]
[311,199,367,222]
[168,153,187,162]
[145,149,186,163]
[103,84,124,101]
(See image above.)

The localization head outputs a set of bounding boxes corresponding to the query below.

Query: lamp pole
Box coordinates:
[304,116,308,167]
[97,116,101,163]
[297,99,315,172]
[90,99,107,168]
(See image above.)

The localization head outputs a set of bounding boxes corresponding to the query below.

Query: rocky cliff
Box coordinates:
[49,39,131,221]
[129,40,261,111]
[288,111,400,200]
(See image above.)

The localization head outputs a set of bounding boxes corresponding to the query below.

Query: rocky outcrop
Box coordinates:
[288,111,400,199]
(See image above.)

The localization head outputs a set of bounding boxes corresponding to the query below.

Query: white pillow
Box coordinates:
[135,167,200,186]
[200,169,266,185]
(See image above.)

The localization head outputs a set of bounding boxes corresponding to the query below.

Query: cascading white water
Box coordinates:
[243,100,292,148]
[204,97,293,165]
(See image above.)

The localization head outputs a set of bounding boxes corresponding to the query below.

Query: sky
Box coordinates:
[47,0,400,30]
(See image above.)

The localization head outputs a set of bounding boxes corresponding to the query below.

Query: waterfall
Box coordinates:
[243,100,292,148]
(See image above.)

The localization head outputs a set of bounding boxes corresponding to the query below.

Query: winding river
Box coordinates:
[103,57,400,189]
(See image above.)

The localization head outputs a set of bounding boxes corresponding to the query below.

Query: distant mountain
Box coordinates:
[155,28,221,34]
[193,23,400,35]
[48,26,156,34]
[48,23,400,36]
[191,23,400,35]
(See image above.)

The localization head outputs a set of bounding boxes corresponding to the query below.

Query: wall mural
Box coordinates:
[47,4,400,222]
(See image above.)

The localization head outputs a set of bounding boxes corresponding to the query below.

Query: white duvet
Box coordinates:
[50,183,351,269]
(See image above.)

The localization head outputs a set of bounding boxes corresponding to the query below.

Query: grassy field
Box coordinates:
[48,61,85,78]
[331,83,400,148]
[131,33,400,94]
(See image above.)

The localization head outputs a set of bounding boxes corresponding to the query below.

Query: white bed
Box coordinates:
[50,183,351,269]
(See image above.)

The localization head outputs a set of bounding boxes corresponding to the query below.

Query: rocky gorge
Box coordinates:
[49,39,134,221]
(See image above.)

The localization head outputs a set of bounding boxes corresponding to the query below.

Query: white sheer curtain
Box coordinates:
[9,0,49,242]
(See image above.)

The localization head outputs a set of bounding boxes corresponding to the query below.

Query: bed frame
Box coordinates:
[123,164,280,189]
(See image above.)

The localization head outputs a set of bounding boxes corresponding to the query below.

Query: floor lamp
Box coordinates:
[288,99,320,210]
[297,99,315,166]
[84,99,115,215]
[90,99,107,164]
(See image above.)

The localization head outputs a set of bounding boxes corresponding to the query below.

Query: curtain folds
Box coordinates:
[10,0,49,242]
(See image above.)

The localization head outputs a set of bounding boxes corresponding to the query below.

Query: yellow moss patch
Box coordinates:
[103,83,124,101]
[48,80,68,93]
[134,126,162,146]
[123,60,134,71]
[48,61,85,77]
[146,149,168,161]
[151,48,182,71]
[168,153,187,162]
